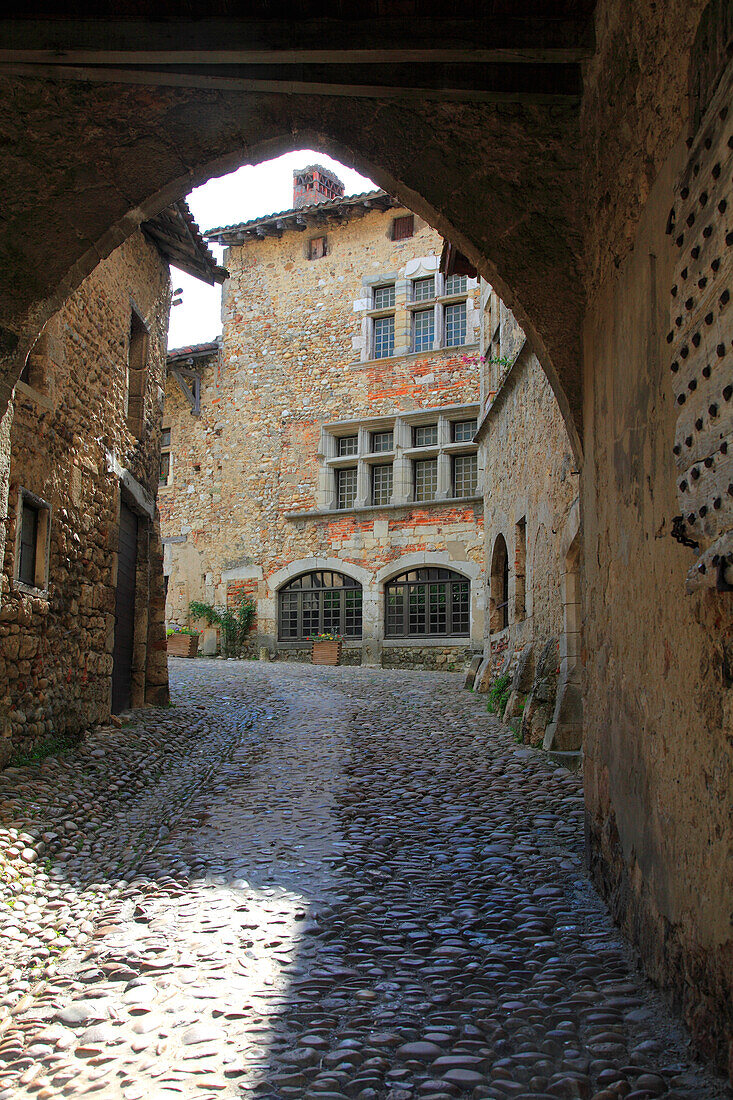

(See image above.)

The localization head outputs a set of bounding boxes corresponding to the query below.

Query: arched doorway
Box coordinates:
[489,535,509,633]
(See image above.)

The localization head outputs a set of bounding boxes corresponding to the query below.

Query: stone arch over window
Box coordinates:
[277,569,363,641]
[384,566,470,639]
[490,534,509,632]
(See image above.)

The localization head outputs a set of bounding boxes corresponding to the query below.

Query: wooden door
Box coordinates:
[111,501,138,713]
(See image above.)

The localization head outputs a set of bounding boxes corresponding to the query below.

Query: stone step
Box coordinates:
[547,749,583,773]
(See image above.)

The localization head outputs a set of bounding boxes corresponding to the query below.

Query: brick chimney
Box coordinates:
[293,164,345,209]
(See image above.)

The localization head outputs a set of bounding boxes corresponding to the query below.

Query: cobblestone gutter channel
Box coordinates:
[0,660,727,1100]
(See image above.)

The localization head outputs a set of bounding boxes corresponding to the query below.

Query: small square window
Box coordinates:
[445,274,468,296]
[373,284,396,310]
[371,430,394,453]
[412,308,435,353]
[373,315,395,359]
[336,467,357,510]
[372,464,393,506]
[413,423,438,447]
[392,214,414,240]
[453,454,478,497]
[414,458,438,501]
[412,276,435,302]
[338,435,358,456]
[452,419,477,442]
[308,236,327,260]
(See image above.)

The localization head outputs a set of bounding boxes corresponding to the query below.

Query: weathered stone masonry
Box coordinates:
[161,181,485,667]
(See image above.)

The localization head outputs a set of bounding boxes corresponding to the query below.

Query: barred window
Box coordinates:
[373,284,396,310]
[338,435,358,456]
[336,467,357,509]
[412,308,435,353]
[279,571,363,641]
[445,274,468,296]
[414,458,438,501]
[453,454,478,497]
[452,419,477,442]
[413,423,438,448]
[371,430,394,453]
[412,276,435,302]
[373,315,395,359]
[444,301,467,346]
[385,567,470,638]
[372,463,393,506]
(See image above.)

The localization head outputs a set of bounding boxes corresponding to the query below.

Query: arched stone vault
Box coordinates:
[0,78,585,456]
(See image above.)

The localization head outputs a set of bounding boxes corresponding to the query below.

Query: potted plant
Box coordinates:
[166,624,200,657]
[309,632,343,666]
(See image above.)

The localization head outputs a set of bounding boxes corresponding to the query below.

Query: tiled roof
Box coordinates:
[167,341,220,361]
[205,189,397,242]
[144,201,228,286]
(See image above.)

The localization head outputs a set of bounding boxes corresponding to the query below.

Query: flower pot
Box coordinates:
[167,633,199,658]
[311,639,342,666]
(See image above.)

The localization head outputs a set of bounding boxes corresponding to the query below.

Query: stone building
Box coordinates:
[470,284,582,760]
[0,203,222,761]
[161,169,485,669]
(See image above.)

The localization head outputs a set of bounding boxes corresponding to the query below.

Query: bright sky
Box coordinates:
[168,151,376,349]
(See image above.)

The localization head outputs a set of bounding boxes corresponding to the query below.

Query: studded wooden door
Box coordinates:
[111,501,139,714]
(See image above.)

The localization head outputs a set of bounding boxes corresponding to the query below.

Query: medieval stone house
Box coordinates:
[161,167,485,668]
[469,284,582,760]
[0,203,222,762]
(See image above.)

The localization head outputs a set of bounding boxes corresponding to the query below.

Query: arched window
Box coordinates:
[385,567,470,638]
[278,571,362,640]
[490,535,509,632]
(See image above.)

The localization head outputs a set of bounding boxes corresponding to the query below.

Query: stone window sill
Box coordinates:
[354,342,478,369]
[285,494,482,520]
[382,638,472,647]
[13,579,49,600]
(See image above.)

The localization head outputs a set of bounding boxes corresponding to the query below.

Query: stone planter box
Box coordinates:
[167,633,199,658]
[311,639,342,666]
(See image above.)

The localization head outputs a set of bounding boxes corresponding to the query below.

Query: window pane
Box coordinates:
[452,419,477,442]
[414,458,438,501]
[344,589,363,636]
[428,583,448,634]
[408,585,426,634]
[338,435,358,456]
[159,451,170,484]
[373,284,395,309]
[372,463,393,505]
[413,423,438,448]
[413,308,434,353]
[373,314,395,359]
[302,591,320,636]
[412,276,435,302]
[445,274,467,295]
[385,585,405,636]
[451,581,470,635]
[322,589,341,634]
[336,467,357,509]
[19,502,38,586]
[444,301,467,346]
[453,454,478,497]
[280,591,299,638]
[161,428,171,448]
[371,430,393,453]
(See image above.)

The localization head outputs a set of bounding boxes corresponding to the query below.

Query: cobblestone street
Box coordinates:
[0,660,725,1100]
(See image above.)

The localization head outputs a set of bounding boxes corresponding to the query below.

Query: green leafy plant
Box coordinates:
[189,594,256,658]
[486,672,511,716]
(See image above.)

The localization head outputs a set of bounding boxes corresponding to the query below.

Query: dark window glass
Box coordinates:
[392,214,414,240]
[413,423,438,448]
[373,315,395,359]
[385,567,469,638]
[338,435,358,456]
[19,501,39,586]
[372,463,393,505]
[412,276,435,302]
[336,467,357,509]
[278,571,363,640]
[161,427,172,448]
[414,458,438,501]
[371,430,394,453]
[159,451,171,485]
[452,419,477,442]
[453,454,478,497]
[412,308,434,353]
[373,284,396,310]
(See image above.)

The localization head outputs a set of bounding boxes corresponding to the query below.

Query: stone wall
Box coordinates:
[161,205,485,667]
[0,232,170,761]
[474,290,581,755]
[580,2,732,1076]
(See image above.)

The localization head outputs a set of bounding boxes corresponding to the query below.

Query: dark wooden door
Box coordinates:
[111,501,138,713]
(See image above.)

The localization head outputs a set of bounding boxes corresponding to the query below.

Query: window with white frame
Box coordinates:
[373,314,395,359]
[413,423,438,448]
[453,453,478,497]
[412,309,435,353]
[371,463,393,505]
[338,435,358,456]
[414,458,438,501]
[412,276,435,302]
[452,418,477,442]
[336,467,357,510]
[444,301,467,347]
[371,429,393,453]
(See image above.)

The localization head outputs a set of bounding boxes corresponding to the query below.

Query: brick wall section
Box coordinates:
[161,206,485,664]
[0,231,170,761]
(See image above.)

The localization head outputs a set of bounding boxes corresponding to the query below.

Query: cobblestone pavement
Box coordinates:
[0,660,727,1100]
